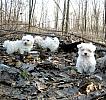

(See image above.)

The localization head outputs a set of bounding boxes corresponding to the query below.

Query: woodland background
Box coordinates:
[0,0,106,43]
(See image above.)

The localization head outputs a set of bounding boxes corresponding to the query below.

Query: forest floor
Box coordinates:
[0,32,106,100]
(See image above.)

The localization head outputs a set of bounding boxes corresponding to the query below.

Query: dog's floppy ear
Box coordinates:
[77,43,83,49]
[89,42,93,45]
[91,44,96,51]
[93,46,96,51]
[89,42,96,51]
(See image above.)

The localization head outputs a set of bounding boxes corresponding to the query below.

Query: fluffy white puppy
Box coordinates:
[42,37,53,49]
[42,36,59,52]
[34,36,44,48]
[34,36,60,52]
[46,37,59,52]
[3,40,20,54]
[76,42,96,74]
[19,35,34,54]
[3,35,34,54]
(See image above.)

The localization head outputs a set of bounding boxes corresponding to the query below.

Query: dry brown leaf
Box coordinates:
[86,82,97,94]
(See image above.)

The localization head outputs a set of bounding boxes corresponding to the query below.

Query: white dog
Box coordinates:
[3,40,20,54]
[34,36,45,48]
[76,42,96,74]
[3,35,34,54]
[19,35,34,54]
[34,36,59,52]
[47,37,60,52]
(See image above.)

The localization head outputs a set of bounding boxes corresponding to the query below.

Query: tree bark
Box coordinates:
[62,0,66,35]
[84,0,87,32]
[54,0,60,30]
[105,0,106,39]
[65,0,70,34]
[0,0,2,29]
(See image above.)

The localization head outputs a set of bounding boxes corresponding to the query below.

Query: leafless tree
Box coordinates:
[105,0,106,39]
[28,0,36,31]
[4,0,7,28]
[62,0,66,35]
[0,0,104,40]
[8,0,13,25]
[84,0,87,32]
[54,0,60,30]
[75,0,81,31]
[92,0,100,34]
[0,0,3,28]
[65,0,70,34]
[39,0,44,28]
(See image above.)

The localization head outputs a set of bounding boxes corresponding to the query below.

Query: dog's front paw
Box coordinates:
[19,50,24,54]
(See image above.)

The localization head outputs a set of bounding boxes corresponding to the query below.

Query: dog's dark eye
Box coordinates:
[27,40,29,41]
[81,49,84,51]
[88,49,92,52]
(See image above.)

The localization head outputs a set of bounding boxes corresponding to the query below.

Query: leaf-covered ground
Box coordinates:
[0,32,106,100]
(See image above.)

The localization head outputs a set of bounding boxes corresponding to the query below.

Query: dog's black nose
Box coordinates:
[24,42,27,45]
[84,53,87,55]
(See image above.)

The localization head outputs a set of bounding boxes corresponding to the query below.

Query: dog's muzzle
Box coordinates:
[24,42,27,45]
[84,53,87,56]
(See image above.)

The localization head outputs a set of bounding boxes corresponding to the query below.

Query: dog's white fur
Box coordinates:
[19,35,34,54]
[3,35,34,54]
[76,42,96,74]
[34,36,44,47]
[3,40,20,54]
[34,36,59,52]
[48,37,60,52]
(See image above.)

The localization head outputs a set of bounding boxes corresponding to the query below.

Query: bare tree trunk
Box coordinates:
[44,9,47,28]
[81,0,84,34]
[54,0,60,30]
[28,0,36,31]
[28,0,32,31]
[15,1,22,30]
[8,0,13,29]
[5,0,7,29]
[84,0,87,32]
[65,0,70,34]
[76,0,81,31]
[105,0,106,39]
[103,8,105,36]
[62,0,66,35]
[91,15,93,33]
[39,0,44,28]
[31,0,36,22]
[92,0,99,35]
[0,0,2,29]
